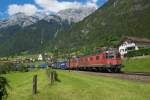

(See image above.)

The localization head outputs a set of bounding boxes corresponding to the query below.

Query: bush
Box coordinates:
[0,62,28,74]
[46,68,60,84]
[46,67,52,78]
[0,63,14,74]
[126,48,150,57]
[0,76,9,100]
[16,64,28,72]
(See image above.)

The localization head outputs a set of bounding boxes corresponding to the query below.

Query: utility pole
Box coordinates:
[68,48,71,72]
[53,47,58,68]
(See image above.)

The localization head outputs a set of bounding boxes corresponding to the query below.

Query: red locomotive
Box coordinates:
[67,49,122,72]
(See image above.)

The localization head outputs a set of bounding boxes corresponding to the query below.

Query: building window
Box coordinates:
[85,58,88,62]
[120,49,124,52]
[127,47,135,50]
[90,57,93,61]
[83,59,85,62]
[96,56,100,60]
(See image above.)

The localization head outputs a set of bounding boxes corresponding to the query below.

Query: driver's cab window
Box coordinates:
[106,53,114,59]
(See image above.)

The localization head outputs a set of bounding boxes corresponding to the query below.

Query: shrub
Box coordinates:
[0,62,28,74]
[0,63,13,74]
[126,48,150,57]
[46,68,60,84]
[0,76,9,100]
[46,67,51,78]
[16,64,28,72]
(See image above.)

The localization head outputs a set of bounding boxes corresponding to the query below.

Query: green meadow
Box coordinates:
[123,56,150,72]
[3,69,150,100]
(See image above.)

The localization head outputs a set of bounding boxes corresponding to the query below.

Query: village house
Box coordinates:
[119,37,150,57]
[38,54,43,61]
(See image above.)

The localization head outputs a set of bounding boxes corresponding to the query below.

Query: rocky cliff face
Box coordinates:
[0,13,61,29]
[0,7,96,29]
[57,7,96,23]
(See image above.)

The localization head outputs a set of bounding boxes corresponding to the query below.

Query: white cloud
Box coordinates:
[7,0,99,16]
[90,0,98,3]
[35,0,98,12]
[8,4,38,16]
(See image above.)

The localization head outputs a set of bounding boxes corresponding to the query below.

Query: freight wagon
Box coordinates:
[51,61,67,70]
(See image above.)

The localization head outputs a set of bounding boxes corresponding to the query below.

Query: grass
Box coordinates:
[123,56,150,72]
[3,69,150,100]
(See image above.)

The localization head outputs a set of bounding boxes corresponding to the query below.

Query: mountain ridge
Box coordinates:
[0,7,96,29]
[54,0,150,49]
[0,7,96,56]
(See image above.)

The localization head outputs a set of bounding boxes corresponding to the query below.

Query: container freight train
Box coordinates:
[51,61,67,70]
[51,50,122,73]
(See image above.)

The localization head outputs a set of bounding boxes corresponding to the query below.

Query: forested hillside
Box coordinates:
[0,19,70,56]
[0,0,150,56]
[55,0,150,49]
[0,7,95,56]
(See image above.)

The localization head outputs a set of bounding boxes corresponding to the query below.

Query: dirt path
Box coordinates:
[79,71,150,83]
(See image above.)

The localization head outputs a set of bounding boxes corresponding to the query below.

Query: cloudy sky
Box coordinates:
[0,0,107,19]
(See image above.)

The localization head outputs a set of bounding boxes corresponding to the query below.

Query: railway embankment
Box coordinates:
[122,56,150,73]
[79,71,150,83]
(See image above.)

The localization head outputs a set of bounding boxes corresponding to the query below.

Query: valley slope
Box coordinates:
[55,0,150,49]
[0,7,95,56]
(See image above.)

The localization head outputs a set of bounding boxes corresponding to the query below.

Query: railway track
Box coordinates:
[122,72,150,76]
[79,71,150,83]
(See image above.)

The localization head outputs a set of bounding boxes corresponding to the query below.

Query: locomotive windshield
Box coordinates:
[106,53,114,59]
[106,53,120,59]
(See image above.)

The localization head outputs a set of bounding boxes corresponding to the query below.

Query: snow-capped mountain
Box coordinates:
[57,7,96,23]
[0,7,96,56]
[0,7,96,29]
[0,12,53,28]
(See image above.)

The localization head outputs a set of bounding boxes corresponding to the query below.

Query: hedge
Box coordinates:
[126,48,150,57]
